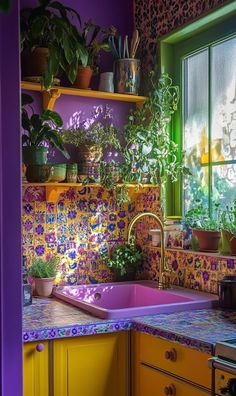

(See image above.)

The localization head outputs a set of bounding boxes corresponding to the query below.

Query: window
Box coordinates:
[160,4,236,216]
[183,35,236,214]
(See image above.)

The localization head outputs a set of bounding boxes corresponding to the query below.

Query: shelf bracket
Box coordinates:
[45,186,68,202]
[43,89,61,110]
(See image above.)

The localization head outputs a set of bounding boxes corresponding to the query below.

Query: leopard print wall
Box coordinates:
[134,0,230,92]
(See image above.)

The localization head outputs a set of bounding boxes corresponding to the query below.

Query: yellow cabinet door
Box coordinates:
[53,332,129,396]
[136,364,210,396]
[23,341,49,396]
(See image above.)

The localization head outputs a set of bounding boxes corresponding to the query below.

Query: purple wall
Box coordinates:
[0,1,22,395]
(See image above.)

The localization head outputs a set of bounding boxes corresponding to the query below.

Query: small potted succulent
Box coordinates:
[22,93,69,182]
[28,256,60,297]
[20,0,87,89]
[221,199,236,255]
[73,21,116,89]
[185,203,221,252]
[101,242,144,281]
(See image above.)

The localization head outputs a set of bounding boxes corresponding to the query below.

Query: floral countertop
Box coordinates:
[23,297,236,354]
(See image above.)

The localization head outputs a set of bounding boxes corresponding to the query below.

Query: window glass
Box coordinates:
[183,35,236,213]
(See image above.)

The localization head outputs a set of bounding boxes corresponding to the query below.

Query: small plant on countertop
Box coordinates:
[28,256,60,279]
[184,203,221,231]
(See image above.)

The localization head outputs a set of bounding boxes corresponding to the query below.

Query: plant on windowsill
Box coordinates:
[220,199,236,255]
[22,93,69,181]
[101,242,144,281]
[28,256,60,297]
[20,0,87,89]
[184,203,221,252]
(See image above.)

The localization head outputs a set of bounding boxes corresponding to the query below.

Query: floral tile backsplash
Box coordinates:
[22,185,236,293]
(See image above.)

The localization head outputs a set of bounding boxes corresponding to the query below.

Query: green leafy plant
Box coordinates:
[28,256,60,278]
[0,0,10,11]
[20,0,87,89]
[62,105,120,150]
[22,93,69,158]
[185,203,220,231]
[79,20,116,73]
[221,199,236,236]
[121,72,190,185]
[101,243,143,276]
[100,161,121,190]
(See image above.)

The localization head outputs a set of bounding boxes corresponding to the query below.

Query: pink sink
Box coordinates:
[53,282,218,319]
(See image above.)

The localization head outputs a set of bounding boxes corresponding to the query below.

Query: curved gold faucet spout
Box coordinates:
[127,212,171,289]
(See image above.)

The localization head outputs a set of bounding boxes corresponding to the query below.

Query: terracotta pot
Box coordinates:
[34,277,55,297]
[21,47,49,78]
[225,231,236,255]
[73,66,93,89]
[192,229,221,252]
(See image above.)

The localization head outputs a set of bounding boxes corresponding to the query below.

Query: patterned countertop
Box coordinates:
[23,298,236,354]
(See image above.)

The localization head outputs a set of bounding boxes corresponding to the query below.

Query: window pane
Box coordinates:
[212,164,236,206]
[183,50,209,212]
[211,36,236,162]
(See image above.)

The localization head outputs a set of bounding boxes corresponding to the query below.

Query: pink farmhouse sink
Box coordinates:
[53,282,218,319]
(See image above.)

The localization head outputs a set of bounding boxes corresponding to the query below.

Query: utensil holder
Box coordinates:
[113,58,140,95]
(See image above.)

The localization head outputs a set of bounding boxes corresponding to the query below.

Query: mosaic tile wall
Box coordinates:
[22,185,236,293]
[22,185,161,285]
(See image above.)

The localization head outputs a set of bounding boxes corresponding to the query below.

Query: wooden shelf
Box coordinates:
[21,81,147,110]
[22,182,156,202]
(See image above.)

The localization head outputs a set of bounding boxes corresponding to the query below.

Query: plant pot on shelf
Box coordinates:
[73,66,93,89]
[192,229,221,252]
[25,164,52,183]
[225,231,236,255]
[21,47,49,80]
[34,277,55,297]
[78,144,103,164]
[22,146,48,165]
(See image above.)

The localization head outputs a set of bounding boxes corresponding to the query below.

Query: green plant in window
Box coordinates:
[121,72,190,186]
[184,202,221,231]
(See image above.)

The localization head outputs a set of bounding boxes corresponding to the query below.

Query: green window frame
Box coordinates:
[160,2,236,217]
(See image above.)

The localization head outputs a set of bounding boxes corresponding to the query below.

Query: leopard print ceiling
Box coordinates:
[134,0,229,92]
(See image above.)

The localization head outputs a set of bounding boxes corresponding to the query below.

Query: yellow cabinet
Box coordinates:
[137,364,210,396]
[132,331,211,396]
[23,341,49,396]
[53,332,129,396]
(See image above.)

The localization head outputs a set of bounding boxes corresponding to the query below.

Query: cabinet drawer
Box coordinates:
[137,364,210,396]
[133,332,211,389]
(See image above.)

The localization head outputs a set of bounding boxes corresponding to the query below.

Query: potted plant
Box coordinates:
[73,21,115,89]
[22,93,69,171]
[20,0,87,89]
[221,199,236,255]
[185,203,221,252]
[121,73,190,185]
[101,242,144,281]
[28,256,60,297]
[62,105,120,166]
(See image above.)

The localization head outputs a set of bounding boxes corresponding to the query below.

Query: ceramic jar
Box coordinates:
[98,72,114,93]
[66,163,78,183]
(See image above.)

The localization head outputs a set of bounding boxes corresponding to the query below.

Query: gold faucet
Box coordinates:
[127,212,172,289]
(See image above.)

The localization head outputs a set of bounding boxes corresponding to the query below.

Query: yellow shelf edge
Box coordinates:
[22,182,157,188]
[21,81,147,104]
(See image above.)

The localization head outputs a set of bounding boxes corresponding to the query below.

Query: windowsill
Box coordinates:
[144,244,236,260]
